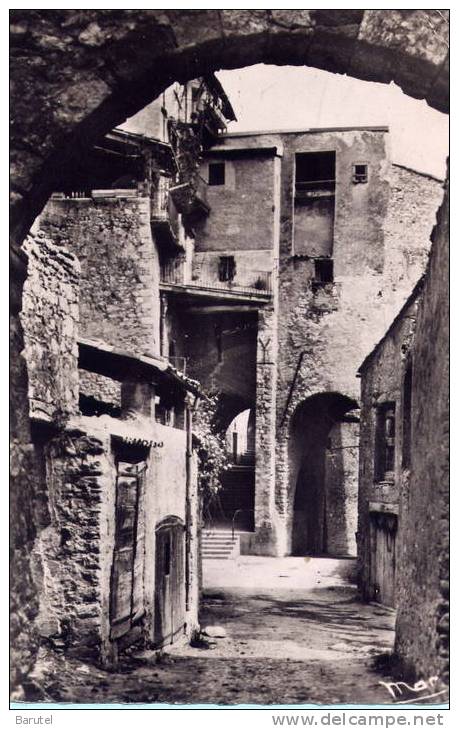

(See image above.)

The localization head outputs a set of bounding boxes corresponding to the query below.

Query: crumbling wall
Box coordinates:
[37,429,116,663]
[11,231,80,695]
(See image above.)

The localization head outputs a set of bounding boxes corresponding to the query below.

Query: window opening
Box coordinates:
[295,151,336,197]
[208,162,225,186]
[375,403,396,481]
[218,255,236,282]
[353,163,368,184]
[314,259,334,284]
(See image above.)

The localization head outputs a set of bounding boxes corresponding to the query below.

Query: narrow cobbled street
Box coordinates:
[26,557,401,706]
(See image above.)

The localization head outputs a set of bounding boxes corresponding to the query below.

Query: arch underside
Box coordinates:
[10,9,449,246]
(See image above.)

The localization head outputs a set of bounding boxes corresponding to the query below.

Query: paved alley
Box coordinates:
[24,557,403,706]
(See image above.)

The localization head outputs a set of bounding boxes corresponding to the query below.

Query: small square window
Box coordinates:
[353,164,368,184]
[208,162,225,186]
[314,259,334,284]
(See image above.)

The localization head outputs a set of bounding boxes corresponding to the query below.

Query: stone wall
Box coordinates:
[37,428,116,663]
[40,196,160,356]
[357,291,419,601]
[394,179,449,685]
[191,129,443,557]
[11,231,80,695]
[36,414,200,666]
[272,132,443,555]
[21,231,80,423]
[357,180,449,686]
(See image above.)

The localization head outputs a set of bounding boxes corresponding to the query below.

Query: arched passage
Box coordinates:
[205,405,256,532]
[289,393,359,557]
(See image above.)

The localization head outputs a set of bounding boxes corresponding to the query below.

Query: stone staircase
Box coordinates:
[202,530,240,560]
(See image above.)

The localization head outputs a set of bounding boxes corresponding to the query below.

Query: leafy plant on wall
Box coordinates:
[193,391,229,520]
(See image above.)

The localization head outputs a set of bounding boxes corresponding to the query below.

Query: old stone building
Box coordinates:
[159,127,443,558]
[19,228,203,667]
[12,75,235,676]
[357,176,449,686]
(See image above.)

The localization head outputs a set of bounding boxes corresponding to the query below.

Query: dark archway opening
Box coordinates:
[289,393,359,557]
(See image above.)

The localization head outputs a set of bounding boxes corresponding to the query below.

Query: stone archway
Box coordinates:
[288,393,359,557]
[10,9,449,248]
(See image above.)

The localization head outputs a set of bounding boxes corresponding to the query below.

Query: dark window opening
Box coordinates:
[208,162,225,186]
[79,394,121,418]
[314,259,334,284]
[218,255,236,282]
[295,151,336,196]
[375,402,396,481]
[402,361,413,468]
[353,163,368,184]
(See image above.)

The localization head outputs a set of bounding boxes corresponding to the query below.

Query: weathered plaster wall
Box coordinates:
[39,196,160,356]
[21,231,80,423]
[192,250,273,291]
[196,156,277,252]
[395,180,449,686]
[272,132,443,555]
[37,415,200,665]
[324,421,359,557]
[357,294,419,602]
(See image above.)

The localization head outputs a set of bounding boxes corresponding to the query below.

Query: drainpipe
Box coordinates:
[185,394,199,611]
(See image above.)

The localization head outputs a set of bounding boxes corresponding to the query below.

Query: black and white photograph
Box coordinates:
[9,6,450,717]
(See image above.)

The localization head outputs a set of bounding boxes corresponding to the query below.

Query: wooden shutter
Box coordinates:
[110,461,146,640]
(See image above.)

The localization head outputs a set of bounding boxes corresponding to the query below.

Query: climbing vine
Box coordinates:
[193,392,229,509]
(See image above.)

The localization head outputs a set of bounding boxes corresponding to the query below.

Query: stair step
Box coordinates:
[202,530,240,560]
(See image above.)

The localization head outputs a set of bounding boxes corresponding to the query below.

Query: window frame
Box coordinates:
[352,163,368,184]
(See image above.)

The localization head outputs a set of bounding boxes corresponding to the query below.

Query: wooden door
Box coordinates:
[370,512,397,607]
[110,461,146,641]
[154,518,185,648]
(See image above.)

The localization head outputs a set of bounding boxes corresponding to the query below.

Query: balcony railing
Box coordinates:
[169,174,210,217]
[160,260,273,297]
[295,179,336,200]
